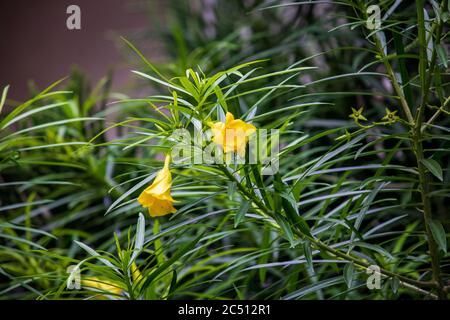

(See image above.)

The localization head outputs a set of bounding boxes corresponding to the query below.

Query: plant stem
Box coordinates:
[425,96,450,128]
[414,0,446,299]
[220,164,437,296]
[373,33,414,124]
[412,129,444,298]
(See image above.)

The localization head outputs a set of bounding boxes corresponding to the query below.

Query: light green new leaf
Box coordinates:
[130,213,145,264]
[0,85,9,114]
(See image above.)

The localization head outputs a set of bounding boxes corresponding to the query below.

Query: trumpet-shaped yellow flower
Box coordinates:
[82,277,123,298]
[209,112,256,157]
[138,155,177,217]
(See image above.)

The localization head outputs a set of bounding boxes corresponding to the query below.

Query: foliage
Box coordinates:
[1,0,449,300]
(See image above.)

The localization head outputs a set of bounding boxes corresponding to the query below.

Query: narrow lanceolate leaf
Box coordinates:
[74,240,119,272]
[393,32,413,107]
[274,173,311,237]
[135,213,145,250]
[106,172,156,214]
[0,85,9,114]
[283,276,344,300]
[0,234,46,250]
[416,4,427,92]
[303,240,313,270]
[343,263,355,289]
[1,102,68,129]
[376,31,387,55]
[421,158,443,181]
[429,220,447,253]
[273,214,295,248]
[131,70,191,96]
[423,9,433,63]
[282,196,311,238]
[436,45,448,68]
[391,277,400,295]
[168,269,178,296]
[228,182,237,201]
[131,213,145,264]
[234,200,250,228]
[0,78,67,129]
[141,233,203,289]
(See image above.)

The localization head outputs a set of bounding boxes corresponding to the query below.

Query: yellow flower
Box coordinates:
[138,155,177,217]
[349,107,367,122]
[381,108,399,123]
[209,112,256,157]
[82,277,123,298]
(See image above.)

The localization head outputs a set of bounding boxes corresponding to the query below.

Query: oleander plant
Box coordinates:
[1,0,449,300]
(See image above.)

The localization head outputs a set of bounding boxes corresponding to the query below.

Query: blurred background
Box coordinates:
[0,0,167,101]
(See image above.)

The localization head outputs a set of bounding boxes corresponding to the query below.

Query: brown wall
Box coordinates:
[0,0,166,101]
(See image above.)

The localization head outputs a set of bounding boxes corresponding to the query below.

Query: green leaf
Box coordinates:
[421,158,443,181]
[0,78,67,129]
[343,263,355,289]
[273,214,295,247]
[168,269,178,296]
[429,220,447,253]
[121,36,167,81]
[227,182,236,201]
[283,276,343,300]
[74,240,119,271]
[429,0,441,23]
[274,173,311,237]
[0,234,46,250]
[234,200,250,228]
[423,9,433,64]
[442,11,449,22]
[393,33,413,107]
[390,277,400,295]
[106,172,156,214]
[303,240,313,270]
[141,233,203,289]
[0,85,9,114]
[130,213,145,264]
[258,227,271,285]
[436,44,448,68]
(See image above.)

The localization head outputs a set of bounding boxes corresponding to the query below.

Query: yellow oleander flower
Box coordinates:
[138,155,176,217]
[82,277,123,298]
[209,112,256,157]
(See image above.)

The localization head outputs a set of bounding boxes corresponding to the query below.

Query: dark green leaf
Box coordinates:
[429,220,447,253]
[422,158,443,181]
[391,277,400,295]
[303,240,313,270]
[234,200,250,228]
[436,44,448,68]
